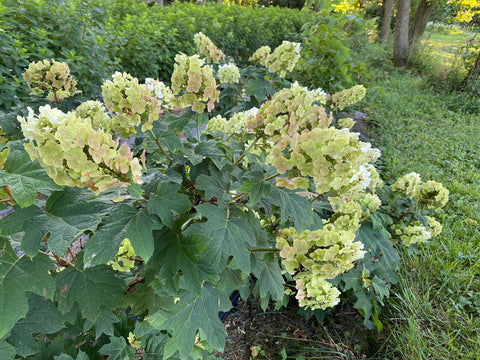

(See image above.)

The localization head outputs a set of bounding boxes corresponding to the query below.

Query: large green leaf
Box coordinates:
[245,77,276,102]
[0,149,61,207]
[133,321,169,360]
[83,205,163,268]
[269,187,314,232]
[0,340,15,360]
[148,284,231,359]
[196,164,232,206]
[2,188,112,257]
[55,253,126,322]
[99,336,135,360]
[252,253,285,306]
[0,238,55,339]
[6,294,65,357]
[356,221,400,283]
[236,164,276,204]
[187,203,255,274]
[147,182,191,229]
[95,308,120,337]
[152,228,217,293]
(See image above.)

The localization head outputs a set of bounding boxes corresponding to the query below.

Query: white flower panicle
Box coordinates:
[249,41,301,78]
[18,105,143,193]
[193,32,226,64]
[171,54,219,113]
[217,63,241,84]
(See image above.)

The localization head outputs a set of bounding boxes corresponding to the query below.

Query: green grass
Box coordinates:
[359,34,480,359]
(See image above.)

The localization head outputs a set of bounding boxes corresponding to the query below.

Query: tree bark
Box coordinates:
[394,0,411,67]
[460,51,480,90]
[380,0,394,41]
[408,0,434,48]
[153,0,164,5]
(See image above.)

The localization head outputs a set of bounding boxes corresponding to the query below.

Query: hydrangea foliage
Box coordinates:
[0,35,449,358]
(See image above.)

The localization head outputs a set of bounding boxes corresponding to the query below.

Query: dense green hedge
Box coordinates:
[0,0,311,111]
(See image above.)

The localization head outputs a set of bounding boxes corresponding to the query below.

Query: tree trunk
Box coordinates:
[460,51,480,90]
[394,0,411,67]
[408,0,434,48]
[154,0,164,5]
[380,0,394,41]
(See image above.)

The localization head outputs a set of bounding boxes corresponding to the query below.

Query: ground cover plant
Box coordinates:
[0,25,450,359]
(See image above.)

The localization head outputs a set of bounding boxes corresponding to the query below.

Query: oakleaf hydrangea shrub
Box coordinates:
[0,34,448,358]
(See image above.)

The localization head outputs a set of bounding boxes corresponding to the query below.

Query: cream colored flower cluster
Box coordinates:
[193,32,226,64]
[330,85,367,111]
[247,82,331,141]
[277,225,364,310]
[171,54,219,113]
[19,105,142,193]
[249,41,301,78]
[390,172,447,246]
[269,127,381,197]
[217,63,241,84]
[102,72,172,137]
[23,59,78,103]
[392,172,449,210]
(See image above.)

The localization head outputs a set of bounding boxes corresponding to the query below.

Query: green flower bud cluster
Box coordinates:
[19,105,143,193]
[277,226,365,280]
[358,192,382,214]
[217,63,241,84]
[249,41,301,78]
[108,238,136,272]
[75,100,112,131]
[391,172,421,198]
[337,117,355,129]
[268,127,381,197]
[193,32,226,64]
[392,222,431,246]
[205,108,258,136]
[277,226,364,310]
[22,59,78,103]
[328,196,363,232]
[171,54,219,113]
[102,72,165,137]
[293,273,341,310]
[330,85,367,111]
[391,216,442,247]
[392,172,449,210]
[420,180,449,210]
[247,82,331,141]
[248,46,271,67]
[145,78,174,111]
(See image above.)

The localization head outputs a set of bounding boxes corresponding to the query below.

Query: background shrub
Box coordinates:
[0,0,311,112]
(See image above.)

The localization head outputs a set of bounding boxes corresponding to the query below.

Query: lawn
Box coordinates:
[360,30,480,359]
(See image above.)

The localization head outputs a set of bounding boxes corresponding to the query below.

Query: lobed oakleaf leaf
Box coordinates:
[195,164,231,206]
[148,284,231,359]
[147,182,191,229]
[0,340,15,360]
[2,188,112,257]
[152,228,217,293]
[6,294,65,358]
[252,253,285,305]
[0,238,55,339]
[269,187,314,232]
[84,205,163,268]
[186,203,255,274]
[55,253,126,322]
[99,336,135,360]
[236,164,277,204]
[0,149,61,207]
